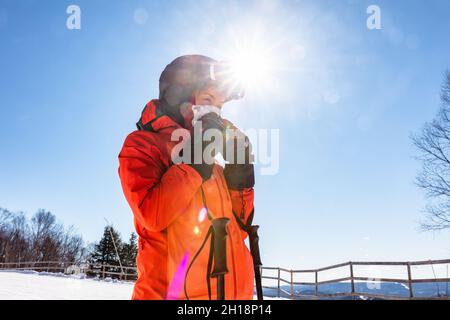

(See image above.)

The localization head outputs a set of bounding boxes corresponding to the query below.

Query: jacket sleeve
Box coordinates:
[118,132,203,232]
[228,188,254,240]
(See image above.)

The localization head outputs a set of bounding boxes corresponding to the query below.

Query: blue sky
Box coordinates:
[1,0,450,271]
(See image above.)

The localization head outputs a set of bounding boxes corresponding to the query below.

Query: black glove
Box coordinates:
[199,112,225,132]
[186,112,225,181]
[223,163,255,190]
[222,120,255,190]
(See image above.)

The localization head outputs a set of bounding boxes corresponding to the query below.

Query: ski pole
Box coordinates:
[211,217,230,300]
[247,225,263,300]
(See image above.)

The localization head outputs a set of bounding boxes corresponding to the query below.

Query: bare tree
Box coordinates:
[30,209,62,261]
[0,208,13,262]
[0,209,29,263]
[412,71,450,230]
[7,212,29,262]
[60,225,86,263]
[0,208,12,229]
[0,207,86,264]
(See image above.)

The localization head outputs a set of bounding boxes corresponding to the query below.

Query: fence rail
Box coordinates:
[0,261,138,281]
[260,258,450,300]
[1,259,449,299]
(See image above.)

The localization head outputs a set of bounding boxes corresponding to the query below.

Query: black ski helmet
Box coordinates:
[159,55,245,124]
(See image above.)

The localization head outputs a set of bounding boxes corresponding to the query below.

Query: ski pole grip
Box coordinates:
[211,217,230,277]
[248,225,262,267]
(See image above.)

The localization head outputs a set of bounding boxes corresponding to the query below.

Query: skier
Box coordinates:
[118,55,255,300]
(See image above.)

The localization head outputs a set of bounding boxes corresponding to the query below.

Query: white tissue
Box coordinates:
[191,105,222,127]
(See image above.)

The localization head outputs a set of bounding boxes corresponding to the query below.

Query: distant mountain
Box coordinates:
[259,281,450,300]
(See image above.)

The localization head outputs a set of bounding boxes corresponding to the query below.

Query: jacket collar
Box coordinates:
[136,99,181,133]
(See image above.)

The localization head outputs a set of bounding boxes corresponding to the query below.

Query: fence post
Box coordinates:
[315,271,318,296]
[102,264,106,279]
[407,263,414,298]
[290,270,294,300]
[350,262,355,297]
[277,268,281,298]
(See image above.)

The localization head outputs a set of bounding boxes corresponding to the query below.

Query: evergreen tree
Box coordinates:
[120,233,138,269]
[89,225,123,274]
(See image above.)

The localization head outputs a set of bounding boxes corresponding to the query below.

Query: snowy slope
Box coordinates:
[0,271,283,300]
[0,270,134,300]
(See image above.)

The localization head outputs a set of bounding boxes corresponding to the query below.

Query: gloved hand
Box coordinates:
[199,112,225,133]
[222,119,255,190]
[186,112,226,181]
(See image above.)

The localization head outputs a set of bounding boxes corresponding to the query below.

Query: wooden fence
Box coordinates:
[0,261,138,281]
[1,259,449,299]
[261,259,450,300]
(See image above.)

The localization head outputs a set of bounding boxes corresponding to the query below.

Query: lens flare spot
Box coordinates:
[193,226,201,236]
[166,252,189,300]
[198,208,208,223]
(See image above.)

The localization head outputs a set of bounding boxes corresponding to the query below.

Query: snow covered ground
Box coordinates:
[0,270,134,300]
[0,270,282,300]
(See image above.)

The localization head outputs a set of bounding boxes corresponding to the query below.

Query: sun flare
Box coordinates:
[216,25,279,97]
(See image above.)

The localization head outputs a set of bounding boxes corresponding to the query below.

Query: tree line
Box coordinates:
[0,207,137,276]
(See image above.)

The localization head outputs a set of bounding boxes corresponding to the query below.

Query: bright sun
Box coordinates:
[216,29,277,97]
[228,47,272,91]
[210,19,286,101]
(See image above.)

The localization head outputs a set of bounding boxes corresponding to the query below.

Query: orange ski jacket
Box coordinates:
[118,99,255,300]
